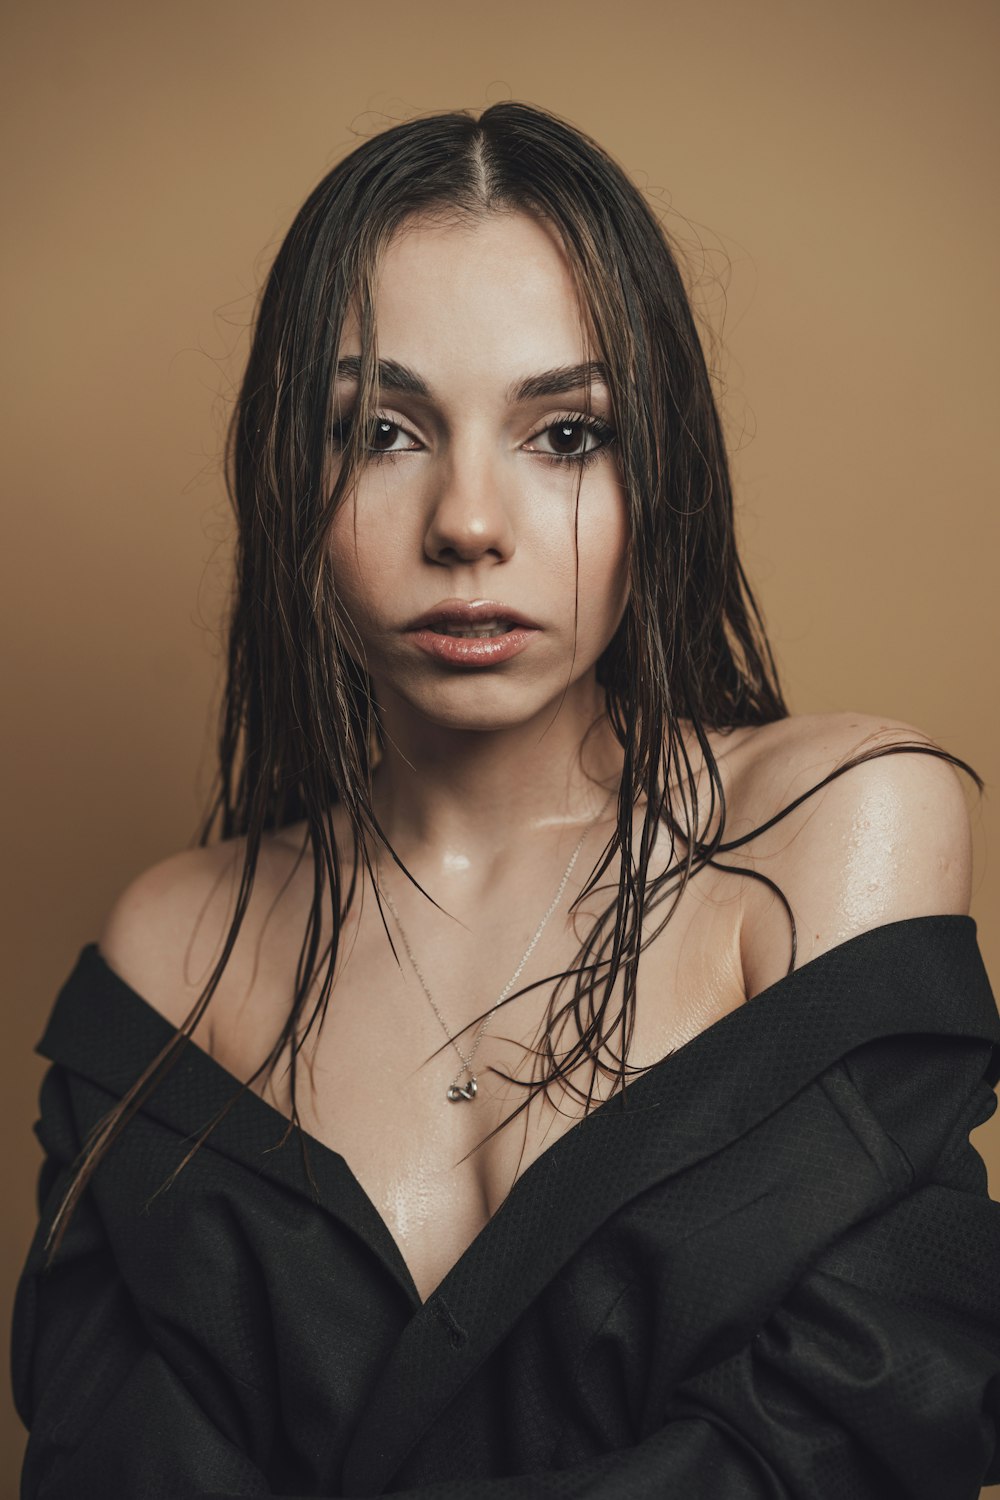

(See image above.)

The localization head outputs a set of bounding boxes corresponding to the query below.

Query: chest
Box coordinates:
[210,866,747,1304]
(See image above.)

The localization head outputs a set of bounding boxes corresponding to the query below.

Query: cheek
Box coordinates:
[326,495,399,629]
[574,484,631,626]
[326,506,364,618]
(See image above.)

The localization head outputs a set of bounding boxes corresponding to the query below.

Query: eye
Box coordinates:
[330,412,423,462]
[525,414,616,468]
[366,418,422,457]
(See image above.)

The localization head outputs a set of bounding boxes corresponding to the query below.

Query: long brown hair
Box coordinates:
[45,102,980,1262]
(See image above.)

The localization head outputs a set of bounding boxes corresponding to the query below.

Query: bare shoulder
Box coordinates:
[97,827,311,1037]
[726,711,975,997]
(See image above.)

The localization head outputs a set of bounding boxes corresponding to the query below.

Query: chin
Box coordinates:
[389,671,600,734]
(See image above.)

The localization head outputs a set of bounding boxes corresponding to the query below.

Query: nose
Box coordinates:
[423,441,516,566]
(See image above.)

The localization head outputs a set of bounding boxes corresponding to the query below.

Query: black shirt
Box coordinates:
[12,914,1000,1497]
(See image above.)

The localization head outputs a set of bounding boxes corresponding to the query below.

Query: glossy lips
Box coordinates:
[404,598,540,668]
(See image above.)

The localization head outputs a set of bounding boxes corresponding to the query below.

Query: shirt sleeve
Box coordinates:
[12,1066,274,1500]
[15,1067,1000,1500]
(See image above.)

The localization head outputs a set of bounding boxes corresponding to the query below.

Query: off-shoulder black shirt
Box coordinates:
[11,915,1000,1497]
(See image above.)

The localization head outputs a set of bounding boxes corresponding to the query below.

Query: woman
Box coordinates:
[13,102,1000,1498]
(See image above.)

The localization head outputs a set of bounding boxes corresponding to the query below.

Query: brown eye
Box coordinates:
[365,417,423,459]
[370,419,401,452]
[330,412,423,461]
[528,415,616,467]
[548,422,588,456]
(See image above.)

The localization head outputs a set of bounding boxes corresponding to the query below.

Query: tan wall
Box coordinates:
[2,1,998,1493]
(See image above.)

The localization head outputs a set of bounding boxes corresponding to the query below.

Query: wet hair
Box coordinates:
[46,101,979,1262]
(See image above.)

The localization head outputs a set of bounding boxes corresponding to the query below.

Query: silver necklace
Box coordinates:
[375,790,615,1103]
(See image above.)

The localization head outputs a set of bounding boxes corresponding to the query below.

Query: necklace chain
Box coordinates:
[376,789,615,1103]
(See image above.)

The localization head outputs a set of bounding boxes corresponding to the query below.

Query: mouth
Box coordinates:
[403,600,540,667]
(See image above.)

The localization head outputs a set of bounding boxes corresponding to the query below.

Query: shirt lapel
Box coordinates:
[36,918,1000,1498]
[341,915,1000,1495]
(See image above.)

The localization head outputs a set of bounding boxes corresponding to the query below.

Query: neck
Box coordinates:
[368,676,623,876]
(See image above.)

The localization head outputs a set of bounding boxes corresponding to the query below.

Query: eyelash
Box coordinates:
[330,410,617,470]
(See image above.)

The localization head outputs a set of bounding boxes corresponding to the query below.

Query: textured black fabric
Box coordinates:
[11,914,1000,1499]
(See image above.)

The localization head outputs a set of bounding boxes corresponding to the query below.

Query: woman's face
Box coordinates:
[327,209,630,735]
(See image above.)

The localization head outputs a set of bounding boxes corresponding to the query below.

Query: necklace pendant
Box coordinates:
[447,1077,478,1103]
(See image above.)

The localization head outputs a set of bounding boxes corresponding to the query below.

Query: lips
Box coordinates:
[403,598,541,668]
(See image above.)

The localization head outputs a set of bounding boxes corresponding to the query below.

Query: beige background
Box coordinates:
[2,1,998,1494]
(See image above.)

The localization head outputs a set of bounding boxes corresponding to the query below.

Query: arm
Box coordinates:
[12,1066,275,1500]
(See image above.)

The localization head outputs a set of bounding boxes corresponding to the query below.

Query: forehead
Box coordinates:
[339,210,597,374]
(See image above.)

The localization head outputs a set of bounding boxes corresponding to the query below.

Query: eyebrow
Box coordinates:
[333,356,609,405]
